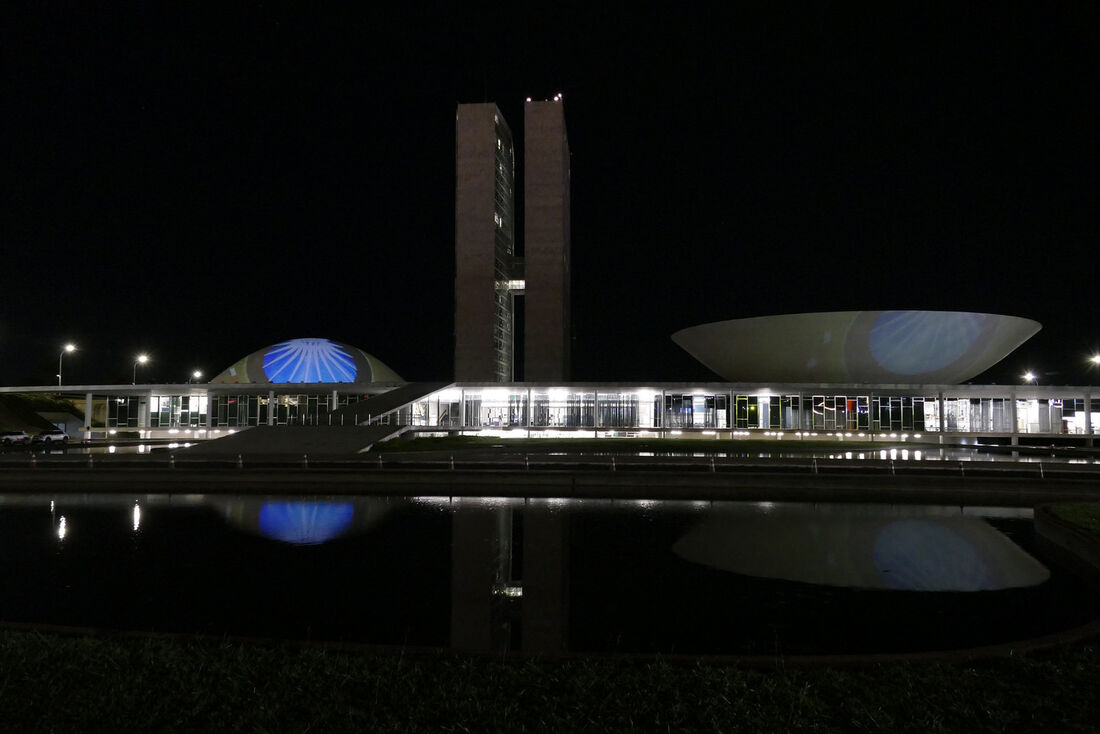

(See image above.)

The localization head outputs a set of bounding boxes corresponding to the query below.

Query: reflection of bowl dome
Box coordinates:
[671,311,1040,384]
[209,338,403,384]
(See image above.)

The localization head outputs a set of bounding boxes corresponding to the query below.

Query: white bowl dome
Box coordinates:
[671,311,1040,384]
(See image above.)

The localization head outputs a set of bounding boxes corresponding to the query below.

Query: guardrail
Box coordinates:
[2,451,1099,482]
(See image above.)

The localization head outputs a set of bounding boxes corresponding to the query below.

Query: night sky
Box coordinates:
[4,4,1098,386]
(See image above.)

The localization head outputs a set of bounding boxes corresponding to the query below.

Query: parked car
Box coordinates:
[1,430,30,445]
[31,428,69,445]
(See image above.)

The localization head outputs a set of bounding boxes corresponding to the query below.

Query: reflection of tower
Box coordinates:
[455,104,517,382]
[450,503,517,651]
[524,99,571,381]
[448,500,570,653]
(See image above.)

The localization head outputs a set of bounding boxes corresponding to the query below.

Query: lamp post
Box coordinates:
[188,370,203,384]
[133,354,149,384]
[57,343,76,386]
[1022,371,1037,385]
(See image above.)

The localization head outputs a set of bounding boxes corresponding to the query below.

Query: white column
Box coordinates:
[1009,389,1018,444]
[140,391,152,431]
[267,390,275,426]
[84,392,93,440]
[1085,390,1093,446]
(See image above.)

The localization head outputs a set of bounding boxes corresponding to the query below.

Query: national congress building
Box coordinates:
[3,98,1096,447]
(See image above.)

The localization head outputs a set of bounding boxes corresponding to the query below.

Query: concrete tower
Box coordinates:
[523,98,571,381]
[454,103,517,382]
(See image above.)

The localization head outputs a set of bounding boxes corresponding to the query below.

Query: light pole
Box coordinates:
[188,370,203,384]
[57,343,76,386]
[1022,371,1037,385]
[133,354,149,384]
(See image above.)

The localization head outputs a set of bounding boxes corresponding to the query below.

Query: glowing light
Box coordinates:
[258,502,354,545]
[263,339,357,383]
[1090,354,1100,365]
[57,516,67,540]
[1023,371,1037,384]
[133,503,141,531]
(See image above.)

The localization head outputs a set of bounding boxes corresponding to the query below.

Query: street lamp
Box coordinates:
[188,370,203,384]
[1090,354,1100,366]
[1022,371,1037,384]
[57,343,76,386]
[133,354,149,384]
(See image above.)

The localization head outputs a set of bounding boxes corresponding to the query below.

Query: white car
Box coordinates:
[31,428,69,445]
[1,431,30,445]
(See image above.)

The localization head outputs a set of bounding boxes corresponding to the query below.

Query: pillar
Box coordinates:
[84,392,93,441]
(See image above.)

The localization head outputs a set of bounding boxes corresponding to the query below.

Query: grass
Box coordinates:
[1,630,1098,732]
[1049,503,1100,535]
[0,393,83,432]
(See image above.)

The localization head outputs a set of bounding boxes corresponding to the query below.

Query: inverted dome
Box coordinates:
[671,311,1040,384]
[209,338,403,384]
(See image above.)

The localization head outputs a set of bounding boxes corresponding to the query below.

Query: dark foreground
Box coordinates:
[1,630,1097,733]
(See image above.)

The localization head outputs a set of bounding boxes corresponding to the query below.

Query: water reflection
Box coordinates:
[212,497,392,545]
[0,493,1092,655]
[673,503,1049,591]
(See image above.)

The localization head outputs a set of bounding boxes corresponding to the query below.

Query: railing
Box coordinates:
[3,451,1099,482]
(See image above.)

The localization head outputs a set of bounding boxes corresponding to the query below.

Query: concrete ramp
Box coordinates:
[329,382,451,424]
[183,425,404,458]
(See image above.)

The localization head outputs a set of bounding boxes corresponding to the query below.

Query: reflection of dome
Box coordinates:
[873,520,992,590]
[671,311,1040,384]
[672,504,1050,591]
[214,496,395,545]
[258,502,355,545]
[209,338,403,384]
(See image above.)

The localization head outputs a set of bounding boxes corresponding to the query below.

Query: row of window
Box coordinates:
[403,391,1099,435]
[101,390,1098,435]
[106,394,365,428]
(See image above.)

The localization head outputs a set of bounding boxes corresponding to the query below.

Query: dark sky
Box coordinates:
[4,3,1098,386]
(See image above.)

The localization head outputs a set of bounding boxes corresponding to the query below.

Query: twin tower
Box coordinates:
[454,99,570,382]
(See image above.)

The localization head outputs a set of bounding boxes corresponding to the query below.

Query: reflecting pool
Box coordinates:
[0,494,1094,655]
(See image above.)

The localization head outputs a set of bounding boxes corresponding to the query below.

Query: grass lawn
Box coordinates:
[1,630,1097,732]
[1049,503,1100,535]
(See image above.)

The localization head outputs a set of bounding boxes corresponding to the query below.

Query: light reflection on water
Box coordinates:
[0,493,1094,655]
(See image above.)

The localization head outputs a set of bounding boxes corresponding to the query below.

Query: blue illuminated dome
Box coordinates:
[209,337,403,384]
[263,339,357,382]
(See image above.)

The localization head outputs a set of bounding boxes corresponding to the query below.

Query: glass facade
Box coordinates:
[150,395,208,428]
[99,384,1096,440]
[397,385,1096,438]
[492,119,516,382]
